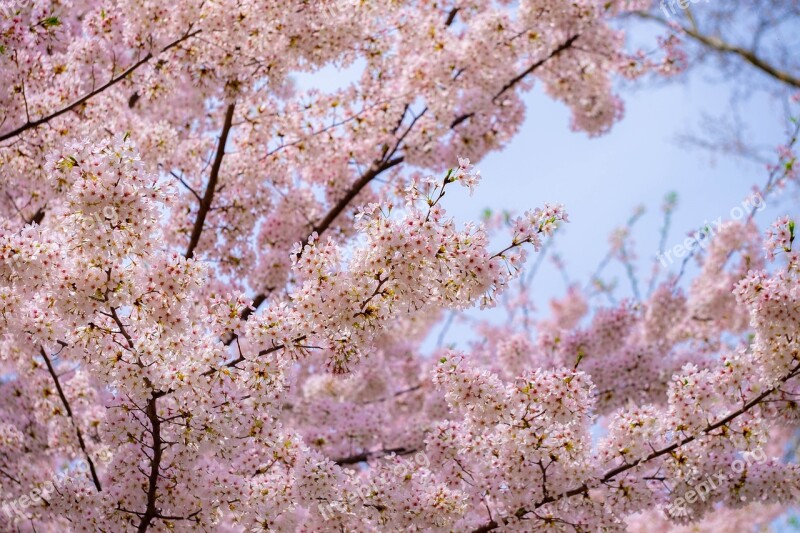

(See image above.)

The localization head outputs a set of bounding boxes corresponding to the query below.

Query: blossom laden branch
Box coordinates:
[0,28,201,142]
[470,360,800,532]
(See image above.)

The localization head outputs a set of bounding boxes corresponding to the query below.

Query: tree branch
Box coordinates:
[308,156,404,246]
[471,360,800,532]
[185,102,236,258]
[445,7,459,27]
[202,335,307,377]
[136,393,163,533]
[244,156,404,313]
[334,446,416,466]
[0,29,201,142]
[451,34,580,128]
[40,346,102,492]
[635,12,800,89]
[494,34,580,102]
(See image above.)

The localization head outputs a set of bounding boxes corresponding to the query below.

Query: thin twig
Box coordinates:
[40,347,102,492]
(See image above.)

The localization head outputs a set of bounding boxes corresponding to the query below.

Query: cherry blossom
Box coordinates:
[0,1,798,532]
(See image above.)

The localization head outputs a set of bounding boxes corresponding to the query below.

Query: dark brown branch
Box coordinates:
[109,306,135,350]
[493,34,580,102]
[29,207,45,225]
[243,294,266,321]
[307,156,404,246]
[450,113,474,129]
[40,346,102,492]
[3,192,45,226]
[362,384,423,405]
[185,102,236,258]
[202,335,307,377]
[54,310,169,531]
[451,34,580,128]
[0,29,201,142]
[0,466,22,486]
[167,169,202,202]
[128,92,141,108]
[635,12,800,89]
[445,7,460,27]
[136,393,163,533]
[334,446,415,466]
[104,308,166,533]
[243,156,404,313]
